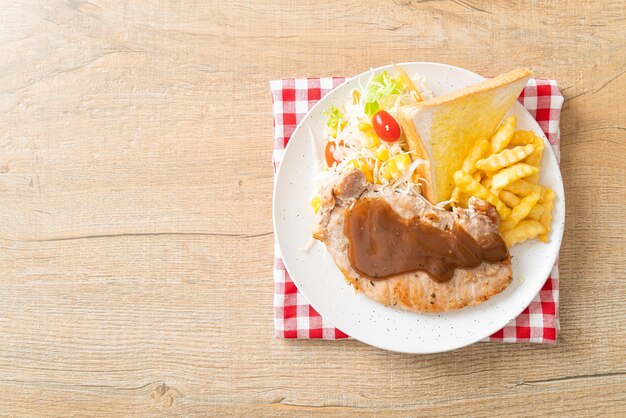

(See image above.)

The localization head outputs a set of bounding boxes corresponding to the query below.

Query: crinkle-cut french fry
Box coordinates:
[524,134,545,167]
[503,178,545,197]
[525,153,543,168]
[480,176,492,189]
[511,131,545,149]
[453,170,510,220]
[472,172,482,182]
[539,188,555,242]
[531,133,546,149]
[450,186,471,208]
[499,190,520,208]
[508,130,535,147]
[528,203,544,221]
[475,144,535,171]
[462,139,491,174]
[501,191,541,231]
[458,192,470,207]
[491,163,539,190]
[450,186,461,206]
[501,220,546,247]
[526,173,540,183]
[490,115,517,153]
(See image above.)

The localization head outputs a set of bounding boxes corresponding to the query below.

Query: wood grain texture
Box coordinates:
[0,0,624,416]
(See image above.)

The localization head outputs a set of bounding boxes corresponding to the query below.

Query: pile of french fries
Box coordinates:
[451,115,554,247]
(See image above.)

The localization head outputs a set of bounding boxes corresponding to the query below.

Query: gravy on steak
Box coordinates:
[345,197,509,283]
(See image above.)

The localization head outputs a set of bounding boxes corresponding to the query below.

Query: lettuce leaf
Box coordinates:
[323,106,344,128]
[364,71,405,117]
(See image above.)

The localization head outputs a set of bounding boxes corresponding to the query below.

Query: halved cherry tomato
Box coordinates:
[325,140,345,166]
[372,110,401,142]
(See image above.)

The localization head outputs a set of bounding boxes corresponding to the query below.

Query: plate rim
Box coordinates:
[272,62,565,353]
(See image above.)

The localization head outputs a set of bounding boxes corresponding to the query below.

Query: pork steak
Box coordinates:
[313,169,513,312]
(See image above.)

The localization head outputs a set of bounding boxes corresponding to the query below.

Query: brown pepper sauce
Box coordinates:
[345,198,509,283]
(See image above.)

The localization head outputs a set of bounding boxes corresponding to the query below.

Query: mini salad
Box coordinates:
[311,66,434,213]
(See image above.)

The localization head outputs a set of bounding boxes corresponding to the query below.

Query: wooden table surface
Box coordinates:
[1,1,624,416]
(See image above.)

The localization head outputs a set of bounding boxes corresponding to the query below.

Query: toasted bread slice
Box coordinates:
[397,68,533,203]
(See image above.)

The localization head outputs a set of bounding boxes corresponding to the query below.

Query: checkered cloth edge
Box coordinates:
[271,76,563,343]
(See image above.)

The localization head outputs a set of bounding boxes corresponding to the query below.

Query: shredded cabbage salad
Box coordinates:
[311,67,434,212]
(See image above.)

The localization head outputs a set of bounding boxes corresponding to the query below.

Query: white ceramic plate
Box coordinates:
[273,62,564,353]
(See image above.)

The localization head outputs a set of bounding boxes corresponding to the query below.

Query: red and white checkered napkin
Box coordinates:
[271,76,563,343]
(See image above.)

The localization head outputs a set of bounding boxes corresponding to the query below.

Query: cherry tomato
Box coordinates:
[372,110,401,142]
[325,140,345,166]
